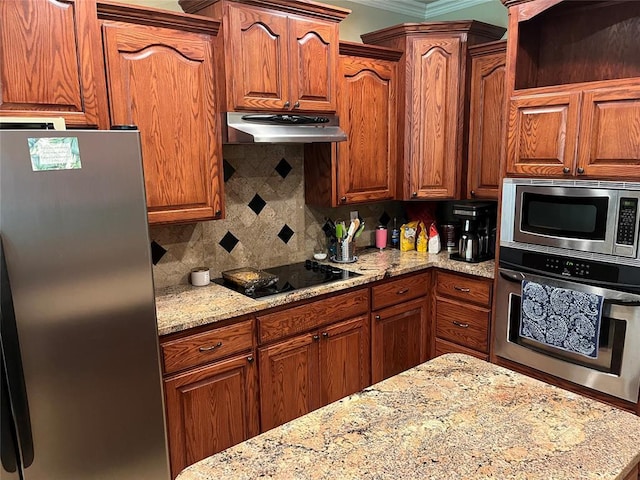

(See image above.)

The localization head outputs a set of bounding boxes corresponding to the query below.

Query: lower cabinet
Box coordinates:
[371,273,430,383]
[432,270,493,361]
[257,288,370,431]
[163,354,259,478]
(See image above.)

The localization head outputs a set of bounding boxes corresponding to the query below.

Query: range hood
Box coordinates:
[224,112,347,144]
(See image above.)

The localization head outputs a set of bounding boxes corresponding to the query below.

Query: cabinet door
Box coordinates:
[226,4,289,111]
[577,85,640,179]
[259,333,320,431]
[288,17,338,112]
[467,49,506,199]
[505,92,581,176]
[164,354,259,478]
[0,0,107,128]
[371,297,429,383]
[408,37,461,199]
[102,23,223,224]
[336,56,396,204]
[319,315,370,405]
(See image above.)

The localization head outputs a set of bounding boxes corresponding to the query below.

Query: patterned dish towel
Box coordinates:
[520,280,603,359]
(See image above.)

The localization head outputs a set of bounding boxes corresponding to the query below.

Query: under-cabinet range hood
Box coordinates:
[224,112,347,144]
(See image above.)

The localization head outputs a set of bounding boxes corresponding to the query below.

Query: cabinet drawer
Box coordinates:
[434,338,489,362]
[257,288,369,344]
[435,297,490,353]
[371,272,429,310]
[161,319,254,375]
[436,270,492,306]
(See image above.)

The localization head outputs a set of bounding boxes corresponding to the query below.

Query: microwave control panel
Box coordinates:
[616,197,638,246]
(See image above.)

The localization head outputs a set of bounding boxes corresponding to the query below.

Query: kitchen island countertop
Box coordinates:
[176,354,640,480]
[155,249,494,336]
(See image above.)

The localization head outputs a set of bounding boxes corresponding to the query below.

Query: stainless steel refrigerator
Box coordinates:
[0,129,170,479]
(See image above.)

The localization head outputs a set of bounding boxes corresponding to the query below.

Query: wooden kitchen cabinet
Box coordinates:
[304,42,402,206]
[161,319,258,478]
[503,0,640,181]
[99,3,224,224]
[467,41,506,200]
[371,272,430,383]
[361,22,505,200]
[179,0,349,113]
[257,288,370,431]
[432,270,492,361]
[0,0,108,128]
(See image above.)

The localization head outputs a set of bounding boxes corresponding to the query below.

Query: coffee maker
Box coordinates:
[449,202,497,263]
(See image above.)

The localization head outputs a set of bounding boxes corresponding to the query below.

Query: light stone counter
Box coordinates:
[176,354,640,480]
[155,250,494,336]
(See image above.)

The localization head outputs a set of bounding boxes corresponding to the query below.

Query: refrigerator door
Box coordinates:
[0,130,170,479]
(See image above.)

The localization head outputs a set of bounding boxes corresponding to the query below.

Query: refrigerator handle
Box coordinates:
[1,353,21,477]
[0,237,34,470]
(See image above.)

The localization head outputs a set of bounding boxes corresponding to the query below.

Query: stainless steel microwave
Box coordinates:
[501,179,640,259]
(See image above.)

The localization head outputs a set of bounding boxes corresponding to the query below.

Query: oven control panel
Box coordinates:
[522,252,618,282]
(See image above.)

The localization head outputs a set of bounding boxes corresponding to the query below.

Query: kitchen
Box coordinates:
[1,0,640,479]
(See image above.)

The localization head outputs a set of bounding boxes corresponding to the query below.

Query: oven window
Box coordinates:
[521,193,608,240]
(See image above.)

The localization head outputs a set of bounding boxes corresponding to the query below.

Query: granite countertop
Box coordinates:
[176,354,640,480]
[155,250,495,336]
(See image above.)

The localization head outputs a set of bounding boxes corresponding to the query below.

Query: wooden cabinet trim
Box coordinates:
[339,41,403,61]
[180,0,350,22]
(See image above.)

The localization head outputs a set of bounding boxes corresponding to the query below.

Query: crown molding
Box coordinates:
[345,0,496,19]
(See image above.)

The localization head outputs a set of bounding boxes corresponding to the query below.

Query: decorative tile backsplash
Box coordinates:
[149,144,405,289]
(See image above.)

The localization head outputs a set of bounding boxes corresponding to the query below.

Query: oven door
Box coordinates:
[513,185,618,255]
[494,267,640,403]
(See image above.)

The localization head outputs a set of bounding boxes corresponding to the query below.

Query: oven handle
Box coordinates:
[499,265,640,306]
[499,259,640,293]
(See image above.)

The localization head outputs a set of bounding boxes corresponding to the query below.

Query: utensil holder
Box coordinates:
[334,240,356,263]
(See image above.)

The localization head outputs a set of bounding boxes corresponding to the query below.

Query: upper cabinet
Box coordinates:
[304,42,402,207]
[179,0,349,113]
[467,40,506,200]
[503,0,640,180]
[99,2,224,225]
[362,22,505,200]
[0,0,108,128]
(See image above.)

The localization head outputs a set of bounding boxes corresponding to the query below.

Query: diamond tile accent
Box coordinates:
[275,158,292,179]
[223,159,236,183]
[150,240,167,265]
[248,193,266,215]
[379,211,391,227]
[219,231,239,253]
[277,224,294,244]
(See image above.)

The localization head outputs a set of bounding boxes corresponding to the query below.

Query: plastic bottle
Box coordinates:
[391,217,400,249]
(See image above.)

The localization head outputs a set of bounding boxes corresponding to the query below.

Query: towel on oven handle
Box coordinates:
[519,280,604,359]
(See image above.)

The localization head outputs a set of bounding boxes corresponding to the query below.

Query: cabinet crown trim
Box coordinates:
[97,0,220,34]
[361,21,506,44]
[339,41,403,61]
[179,0,350,22]
[468,39,507,56]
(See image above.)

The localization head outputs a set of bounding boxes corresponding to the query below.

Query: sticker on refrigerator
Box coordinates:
[28,137,81,171]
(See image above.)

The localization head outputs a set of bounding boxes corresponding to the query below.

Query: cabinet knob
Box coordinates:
[322,332,329,338]
[577,167,585,174]
[284,101,290,108]
[412,192,418,198]
[312,334,320,341]
[293,101,300,109]
[247,356,254,363]
[470,190,476,197]
[375,314,381,320]
[340,196,346,203]
[214,210,222,217]
[562,167,570,174]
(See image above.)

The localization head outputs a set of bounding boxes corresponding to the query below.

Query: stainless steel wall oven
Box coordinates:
[495,179,640,404]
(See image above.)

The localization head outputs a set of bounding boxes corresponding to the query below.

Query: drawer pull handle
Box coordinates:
[454,286,470,293]
[397,289,409,295]
[453,321,469,329]
[199,341,223,352]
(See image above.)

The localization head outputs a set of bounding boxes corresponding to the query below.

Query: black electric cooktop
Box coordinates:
[214,260,361,299]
